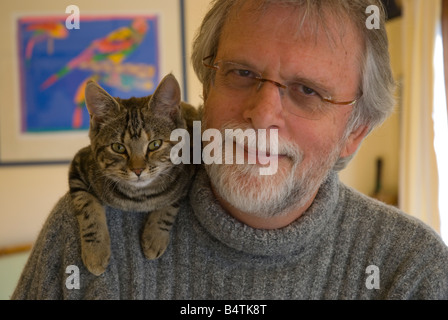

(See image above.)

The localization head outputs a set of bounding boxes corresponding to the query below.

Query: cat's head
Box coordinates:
[84,74,186,187]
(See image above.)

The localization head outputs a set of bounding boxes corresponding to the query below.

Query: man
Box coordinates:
[12,0,448,299]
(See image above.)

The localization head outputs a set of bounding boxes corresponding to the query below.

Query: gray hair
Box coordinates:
[191,0,396,170]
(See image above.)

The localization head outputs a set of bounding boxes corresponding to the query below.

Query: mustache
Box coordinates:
[214,121,303,164]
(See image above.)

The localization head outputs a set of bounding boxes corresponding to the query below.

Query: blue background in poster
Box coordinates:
[18,16,159,133]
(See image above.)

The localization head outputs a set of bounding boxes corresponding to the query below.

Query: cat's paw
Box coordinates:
[141,228,170,260]
[81,241,111,276]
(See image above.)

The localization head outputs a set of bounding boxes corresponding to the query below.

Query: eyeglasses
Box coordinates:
[203,55,361,120]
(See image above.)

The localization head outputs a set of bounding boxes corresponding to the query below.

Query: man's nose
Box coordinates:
[242,81,285,131]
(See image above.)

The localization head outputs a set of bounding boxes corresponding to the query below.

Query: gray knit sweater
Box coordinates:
[12,168,448,299]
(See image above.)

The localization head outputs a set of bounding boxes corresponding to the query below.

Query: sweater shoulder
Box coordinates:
[49,192,77,223]
[337,182,448,298]
[339,183,441,240]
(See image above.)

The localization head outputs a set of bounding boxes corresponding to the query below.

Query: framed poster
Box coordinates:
[0,0,186,165]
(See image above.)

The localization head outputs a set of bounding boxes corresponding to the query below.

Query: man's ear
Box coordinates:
[339,125,370,158]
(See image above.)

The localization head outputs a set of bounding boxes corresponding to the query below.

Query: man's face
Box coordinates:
[202,2,365,218]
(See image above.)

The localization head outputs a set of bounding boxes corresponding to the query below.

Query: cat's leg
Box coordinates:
[141,203,179,259]
[72,193,111,276]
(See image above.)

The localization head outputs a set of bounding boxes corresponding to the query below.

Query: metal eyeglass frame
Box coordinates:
[202,55,362,107]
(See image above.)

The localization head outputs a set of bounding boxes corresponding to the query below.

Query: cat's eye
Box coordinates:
[148,139,163,152]
[111,143,127,154]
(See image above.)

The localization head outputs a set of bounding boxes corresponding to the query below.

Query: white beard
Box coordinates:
[204,121,343,219]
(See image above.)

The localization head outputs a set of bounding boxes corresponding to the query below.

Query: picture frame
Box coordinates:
[0,0,187,165]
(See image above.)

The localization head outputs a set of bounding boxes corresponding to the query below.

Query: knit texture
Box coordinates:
[12,168,448,299]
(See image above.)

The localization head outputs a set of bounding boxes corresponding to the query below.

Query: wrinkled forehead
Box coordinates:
[222,0,363,53]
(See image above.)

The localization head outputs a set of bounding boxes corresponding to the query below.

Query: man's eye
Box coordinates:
[234,69,255,78]
[290,84,319,97]
[300,85,317,96]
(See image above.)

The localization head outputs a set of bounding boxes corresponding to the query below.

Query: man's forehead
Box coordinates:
[222,0,360,51]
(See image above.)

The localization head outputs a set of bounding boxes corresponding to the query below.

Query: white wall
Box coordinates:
[0,165,68,247]
[184,0,212,107]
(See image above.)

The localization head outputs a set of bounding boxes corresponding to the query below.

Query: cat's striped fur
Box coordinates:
[69,74,197,275]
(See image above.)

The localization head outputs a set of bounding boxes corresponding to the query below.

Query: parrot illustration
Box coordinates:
[41,17,148,90]
[25,22,68,63]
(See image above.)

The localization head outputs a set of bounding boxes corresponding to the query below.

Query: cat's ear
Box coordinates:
[85,80,121,124]
[149,74,182,122]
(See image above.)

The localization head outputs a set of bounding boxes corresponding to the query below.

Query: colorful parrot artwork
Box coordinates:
[41,17,149,90]
[20,15,159,133]
[35,17,155,129]
[25,22,68,63]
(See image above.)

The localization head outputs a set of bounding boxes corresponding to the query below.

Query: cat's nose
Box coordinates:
[132,168,144,177]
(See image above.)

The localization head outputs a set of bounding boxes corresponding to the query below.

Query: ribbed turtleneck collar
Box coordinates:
[190,167,341,257]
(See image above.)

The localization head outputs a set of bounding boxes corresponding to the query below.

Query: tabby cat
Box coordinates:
[69,74,197,276]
